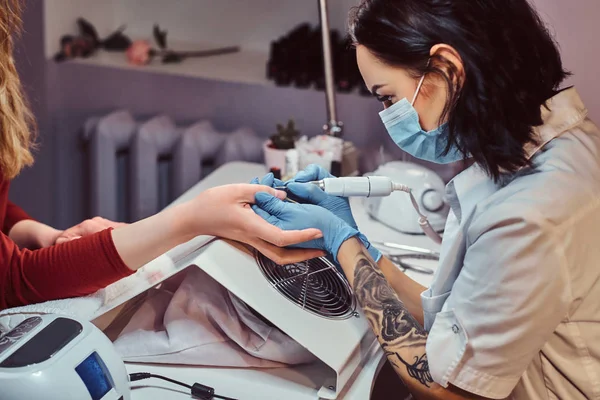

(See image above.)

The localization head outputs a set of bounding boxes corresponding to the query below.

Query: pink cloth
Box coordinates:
[112,268,317,367]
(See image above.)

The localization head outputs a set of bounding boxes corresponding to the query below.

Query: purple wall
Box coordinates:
[47,61,386,227]
[531,0,600,124]
[11,0,600,229]
[12,0,55,224]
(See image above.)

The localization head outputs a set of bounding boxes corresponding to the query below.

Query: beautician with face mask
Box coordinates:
[252,0,600,399]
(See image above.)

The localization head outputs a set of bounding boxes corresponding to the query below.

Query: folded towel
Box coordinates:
[0,236,214,334]
[111,267,317,368]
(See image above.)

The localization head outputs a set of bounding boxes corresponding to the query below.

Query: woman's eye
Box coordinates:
[376,95,392,103]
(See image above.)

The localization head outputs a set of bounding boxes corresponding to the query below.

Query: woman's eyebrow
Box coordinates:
[370,84,384,94]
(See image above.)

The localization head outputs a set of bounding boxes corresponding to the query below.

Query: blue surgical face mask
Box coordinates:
[379,74,463,164]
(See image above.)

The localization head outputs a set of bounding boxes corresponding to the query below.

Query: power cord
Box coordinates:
[129,372,238,400]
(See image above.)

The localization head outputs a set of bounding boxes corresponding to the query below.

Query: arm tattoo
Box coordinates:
[389,352,432,386]
[353,252,434,388]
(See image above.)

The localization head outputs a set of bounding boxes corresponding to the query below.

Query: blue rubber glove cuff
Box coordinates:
[330,226,361,264]
[358,233,382,263]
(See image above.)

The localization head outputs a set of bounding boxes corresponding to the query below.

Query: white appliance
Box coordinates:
[79,161,389,400]
[0,314,129,400]
[193,242,381,399]
[91,238,381,400]
[364,161,449,234]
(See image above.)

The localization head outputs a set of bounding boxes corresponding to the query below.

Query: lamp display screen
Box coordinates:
[75,352,115,400]
[0,317,81,368]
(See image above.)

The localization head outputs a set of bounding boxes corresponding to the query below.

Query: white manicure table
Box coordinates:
[127,162,439,400]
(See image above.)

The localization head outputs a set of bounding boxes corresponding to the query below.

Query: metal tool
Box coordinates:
[372,241,440,257]
[386,253,436,275]
[274,185,303,204]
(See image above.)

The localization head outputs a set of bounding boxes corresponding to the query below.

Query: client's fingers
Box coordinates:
[75,219,105,236]
[55,235,82,245]
[238,184,287,202]
[251,239,325,265]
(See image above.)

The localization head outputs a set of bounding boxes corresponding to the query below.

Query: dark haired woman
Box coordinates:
[253,0,600,398]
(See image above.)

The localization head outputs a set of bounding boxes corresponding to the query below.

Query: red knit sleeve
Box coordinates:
[3,201,34,234]
[0,228,134,310]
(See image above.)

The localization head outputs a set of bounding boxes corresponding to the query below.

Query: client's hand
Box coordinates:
[252,191,359,262]
[189,184,325,264]
[287,164,382,262]
[55,217,128,245]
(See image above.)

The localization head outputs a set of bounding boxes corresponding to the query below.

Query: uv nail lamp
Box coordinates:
[0,314,129,400]
[364,161,449,234]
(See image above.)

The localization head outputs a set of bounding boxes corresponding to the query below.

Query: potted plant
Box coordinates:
[264,119,299,177]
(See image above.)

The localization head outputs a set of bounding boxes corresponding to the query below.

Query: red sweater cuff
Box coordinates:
[97,227,134,281]
[3,202,34,234]
[0,228,134,310]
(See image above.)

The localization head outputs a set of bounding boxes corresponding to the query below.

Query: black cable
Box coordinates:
[130,372,192,388]
[212,393,238,400]
[129,372,238,400]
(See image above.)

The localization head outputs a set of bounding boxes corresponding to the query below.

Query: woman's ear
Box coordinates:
[430,44,465,88]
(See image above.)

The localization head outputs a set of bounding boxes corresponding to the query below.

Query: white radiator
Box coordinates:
[82,110,264,222]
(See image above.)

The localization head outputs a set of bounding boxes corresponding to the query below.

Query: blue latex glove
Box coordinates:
[287,165,382,262]
[252,192,359,263]
[250,173,284,188]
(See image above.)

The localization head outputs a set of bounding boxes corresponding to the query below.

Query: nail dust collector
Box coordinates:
[181,240,380,399]
[93,237,381,399]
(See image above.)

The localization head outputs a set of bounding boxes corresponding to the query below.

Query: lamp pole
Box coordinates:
[318,0,343,138]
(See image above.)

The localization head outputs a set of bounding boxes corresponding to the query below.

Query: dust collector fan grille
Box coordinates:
[255,253,358,320]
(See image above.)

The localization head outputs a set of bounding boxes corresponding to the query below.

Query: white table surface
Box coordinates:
[128,162,440,400]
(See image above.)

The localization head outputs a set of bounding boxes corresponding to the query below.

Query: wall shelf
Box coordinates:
[46,0,363,89]
[44,0,359,58]
[67,41,272,87]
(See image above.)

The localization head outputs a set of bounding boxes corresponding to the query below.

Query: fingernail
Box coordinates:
[314,232,323,239]
[275,190,287,200]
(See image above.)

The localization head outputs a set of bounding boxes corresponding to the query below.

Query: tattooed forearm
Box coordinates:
[390,352,433,386]
[353,251,434,388]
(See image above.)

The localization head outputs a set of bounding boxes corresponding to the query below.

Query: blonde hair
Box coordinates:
[0,0,35,179]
